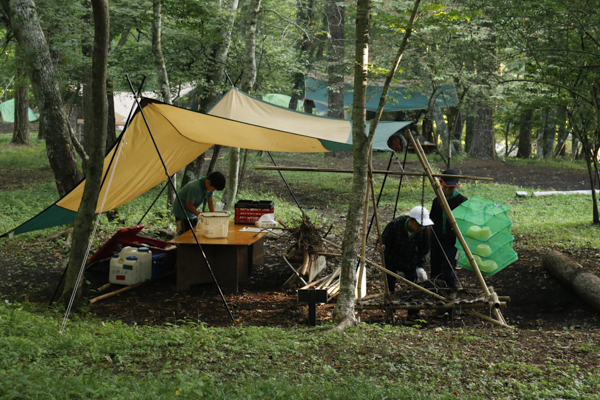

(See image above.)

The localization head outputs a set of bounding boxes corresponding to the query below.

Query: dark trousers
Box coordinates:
[386,264,417,293]
[176,217,198,236]
[430,242,458,290]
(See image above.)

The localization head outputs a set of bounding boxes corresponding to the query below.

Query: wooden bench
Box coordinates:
[170,220,267,292]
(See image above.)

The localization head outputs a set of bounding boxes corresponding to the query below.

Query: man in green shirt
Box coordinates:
[173,171,226,235]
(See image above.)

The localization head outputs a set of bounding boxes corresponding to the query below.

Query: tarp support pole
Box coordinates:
[267,151,305,215]
[365,151,394,239]
[392,141,411,219]
[137,179,169,225]
[126,74,234,322]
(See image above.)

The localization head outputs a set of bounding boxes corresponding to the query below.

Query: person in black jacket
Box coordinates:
[430,169,467,319]
[379,206,434,321]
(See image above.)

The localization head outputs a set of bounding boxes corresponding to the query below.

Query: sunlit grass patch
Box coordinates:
[0,132,49,170]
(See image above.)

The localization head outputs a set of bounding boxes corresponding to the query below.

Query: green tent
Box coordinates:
[0,99,38,122]
[305,77,458,112]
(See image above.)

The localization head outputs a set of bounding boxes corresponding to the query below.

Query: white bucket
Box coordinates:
[198,211,230,238]
[136,247,153,282]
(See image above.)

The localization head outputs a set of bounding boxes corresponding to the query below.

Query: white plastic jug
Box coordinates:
[109,254,139,285]
[136,247,153,282]
[119,246,139,259]
[109,253,124,284]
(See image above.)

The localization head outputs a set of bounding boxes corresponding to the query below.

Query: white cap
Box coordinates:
[406,206,434,226]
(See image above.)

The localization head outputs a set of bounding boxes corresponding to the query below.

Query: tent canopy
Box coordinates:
[3,88,410,237]
[0,99,38,122]
[305,77,458,112]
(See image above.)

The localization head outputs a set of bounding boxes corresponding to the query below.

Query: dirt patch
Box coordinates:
[450,158,591,191]
[1,157,599,330]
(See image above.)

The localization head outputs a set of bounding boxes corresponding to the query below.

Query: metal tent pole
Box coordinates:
[267,151,304,215]
[126,75,234,322]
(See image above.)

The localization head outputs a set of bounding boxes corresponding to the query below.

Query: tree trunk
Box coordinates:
[543,250,600,313]
[323,0,348,158]
[447,106,463,154]
[333,0,370,327]
[327,0,345,119]
[468,101,495,159]
[422,117,434,142]
[554,105,569,157]
[222,147,240,212]
[181,153,205,188]
[152,0,176,208]
[59,0,109,306]
[183,0,239,185]
[152,0,171,106]
[198,0,239,113]
[222,0,261,212]
[465,114,474,153]
[517,108,533,158]
[538,108,555,159]
[206,145,221,176]
[544,109,556,158]
[289,0,317,110]
[106,85,117,149]
[9,0,83,196]
[11,62,29,145]
[432,100,449,156]
[537,108,547,159]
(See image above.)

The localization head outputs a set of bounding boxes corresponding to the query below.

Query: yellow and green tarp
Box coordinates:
[3,88,410,237]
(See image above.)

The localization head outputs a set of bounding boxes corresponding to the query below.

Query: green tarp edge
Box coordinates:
[1,204,76,237]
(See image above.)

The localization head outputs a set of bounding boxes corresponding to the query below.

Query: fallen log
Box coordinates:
[543,250,600,313]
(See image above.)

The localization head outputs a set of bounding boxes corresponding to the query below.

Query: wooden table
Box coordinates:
[170,221,267,292]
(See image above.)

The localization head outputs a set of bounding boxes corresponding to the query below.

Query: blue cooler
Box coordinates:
[151,253,168,278]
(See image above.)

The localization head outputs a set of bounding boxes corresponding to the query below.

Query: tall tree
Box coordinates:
[59,0,109,305]
[517,107,533,158]
[181,0,240,188]
[8,0,83,196]
[554,103,569,157]
[289,0,318,111]
[333,0,420,327]
[11,58,29,144]
[326,0,345,119]
[332,0,370,328]
[151,0,176,208]
[468,100,496,159]
[222,0,261,212]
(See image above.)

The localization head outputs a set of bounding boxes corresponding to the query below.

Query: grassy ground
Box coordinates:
[1,301,599,399]
[2,135,600,398]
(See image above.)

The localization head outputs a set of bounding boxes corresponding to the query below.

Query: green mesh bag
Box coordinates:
[453,196,518,276]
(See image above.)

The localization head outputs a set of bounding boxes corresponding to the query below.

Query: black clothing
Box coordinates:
[430,191,467,246]
[381,216,429,292]
[430,190,467,290]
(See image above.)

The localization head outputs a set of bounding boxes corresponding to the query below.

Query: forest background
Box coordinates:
[1,0,600,397]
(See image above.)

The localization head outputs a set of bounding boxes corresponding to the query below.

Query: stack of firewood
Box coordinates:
[281,214,342,297]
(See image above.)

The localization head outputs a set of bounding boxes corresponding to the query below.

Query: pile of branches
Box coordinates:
[286,213,329,254]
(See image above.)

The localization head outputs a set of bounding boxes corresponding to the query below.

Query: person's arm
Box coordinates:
[207,196,215,212]
[185,200,199,218]
[417,231,430,266]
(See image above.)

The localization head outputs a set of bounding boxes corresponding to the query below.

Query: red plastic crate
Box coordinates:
[234,200,274,224]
